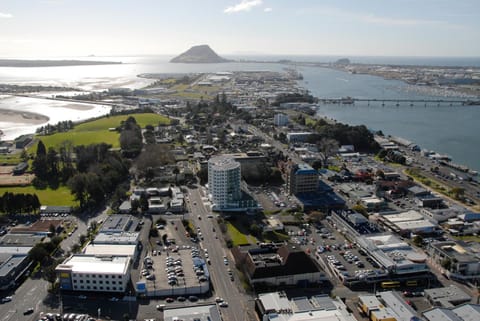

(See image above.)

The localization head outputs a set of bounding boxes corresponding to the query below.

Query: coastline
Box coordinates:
[0,108,49,124]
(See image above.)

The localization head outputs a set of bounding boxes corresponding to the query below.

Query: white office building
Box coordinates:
[274,113,289,126]
[56,255,131,293]
[208,156,242,210]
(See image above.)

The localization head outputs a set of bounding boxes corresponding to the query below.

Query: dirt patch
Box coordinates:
[0,173,35,186]
[0,166,15,174]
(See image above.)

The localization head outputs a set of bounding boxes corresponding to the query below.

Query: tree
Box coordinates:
[412,235,423,247]
[441,258,452,271]
[308,211,326,222]
[43,264,58,289]
[49,224,56,236]
[28,244,49,262]
[139,193,149,213]
[32,140,48,181]
[173,167,180,185]
[20,149,29,162]
[352,204,368,217]
[250,224,262,237]
[451,187,465,200]
[149,228,159,237]
[316,138,339,166]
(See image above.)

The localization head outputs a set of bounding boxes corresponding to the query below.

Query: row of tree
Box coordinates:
[0,192,41,214]
[36,121,74,135]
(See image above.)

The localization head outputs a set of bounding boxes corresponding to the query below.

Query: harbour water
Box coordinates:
[0,55,478,171]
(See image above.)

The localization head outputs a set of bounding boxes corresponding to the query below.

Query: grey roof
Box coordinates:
[378,291,416,320]
[0,248,31,277]
[99,215,139,233]
[163,304,221,321]
[452,304,480,321]
[424,285,471,308]
[424,308,463,321]
[0,234,43,246]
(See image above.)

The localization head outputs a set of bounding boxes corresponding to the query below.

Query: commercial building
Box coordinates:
[208,155,257,211]
[222,152,266,173]
[273,113,289,126]
[98,215,139,234]
[10,219,64,236]
[163,304,221,321]
[256,292,357,321]
[424,285,471,308]
[56,255,132,293]
[356,233,429,276]
[231,244,327,289]
[0,246,32,290]
[358,291,418,321]
[423,304,480,321]
[378,210,438,236]
[286,163,318,195]
[427,241,480,282]
[286,132,313,143]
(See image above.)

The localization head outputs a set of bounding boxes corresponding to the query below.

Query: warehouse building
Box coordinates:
[256,292,357,321]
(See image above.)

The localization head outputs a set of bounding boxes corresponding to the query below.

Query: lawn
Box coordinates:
[0,153,22,165]
[0,185,77,206]
[226,222,253,246]
[30,113,170,151]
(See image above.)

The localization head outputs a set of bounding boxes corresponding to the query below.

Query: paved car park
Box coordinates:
[308,220,383,283]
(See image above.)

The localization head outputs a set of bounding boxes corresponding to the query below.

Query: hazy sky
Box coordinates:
[1,0,479,57]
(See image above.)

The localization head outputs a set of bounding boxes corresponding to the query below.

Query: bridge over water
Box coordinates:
[318,98,480,106]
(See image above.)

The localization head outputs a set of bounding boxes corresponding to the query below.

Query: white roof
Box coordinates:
[395,220,436,231]
[84,244,136,257]
[383,210,424,223]
[60,255,130,274]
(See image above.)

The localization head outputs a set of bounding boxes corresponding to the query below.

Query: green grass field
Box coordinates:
[0,185,77,206]
[30,113,170,151]
[226,222,254,246]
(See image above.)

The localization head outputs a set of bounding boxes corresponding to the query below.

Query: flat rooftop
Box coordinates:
[382,210,425,223]
[163,304,221,321]
[93,232,139,244]
[424,285,471,308]
[84,244,137,257]
[57,255,131,275]
[0,233,44,246]
[99,215,139,233]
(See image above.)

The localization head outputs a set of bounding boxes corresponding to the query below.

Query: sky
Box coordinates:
[0,0,479,58]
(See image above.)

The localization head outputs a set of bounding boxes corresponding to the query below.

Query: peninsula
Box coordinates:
[0,59,122,67]
[170,44,230,63]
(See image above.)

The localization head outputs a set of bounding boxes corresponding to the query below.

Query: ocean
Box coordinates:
[0,55,478,171]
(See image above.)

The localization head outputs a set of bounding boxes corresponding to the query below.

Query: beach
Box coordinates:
[0,108,49,124]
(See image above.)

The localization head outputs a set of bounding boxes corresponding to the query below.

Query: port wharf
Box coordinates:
[318,97,480,106]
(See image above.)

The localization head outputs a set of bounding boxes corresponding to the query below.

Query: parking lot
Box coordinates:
[302,220,385,284]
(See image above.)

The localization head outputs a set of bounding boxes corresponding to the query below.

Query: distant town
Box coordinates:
[0,66,480,321]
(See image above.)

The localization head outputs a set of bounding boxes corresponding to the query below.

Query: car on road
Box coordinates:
[177,296,187,302]
[215,297,224,303]
[24,308,34,315]
[165,297,175,303]
[78,295,87,299]
[1,296,12,303]
[219,301,229,308]
[156,304,165,310]
[109,297,120,301]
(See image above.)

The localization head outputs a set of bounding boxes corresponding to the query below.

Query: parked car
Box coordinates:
[24,308,34,315]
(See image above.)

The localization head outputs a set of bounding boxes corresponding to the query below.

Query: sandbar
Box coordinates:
[0,108,49,124]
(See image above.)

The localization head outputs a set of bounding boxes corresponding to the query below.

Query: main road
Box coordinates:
[186,186,256,321]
